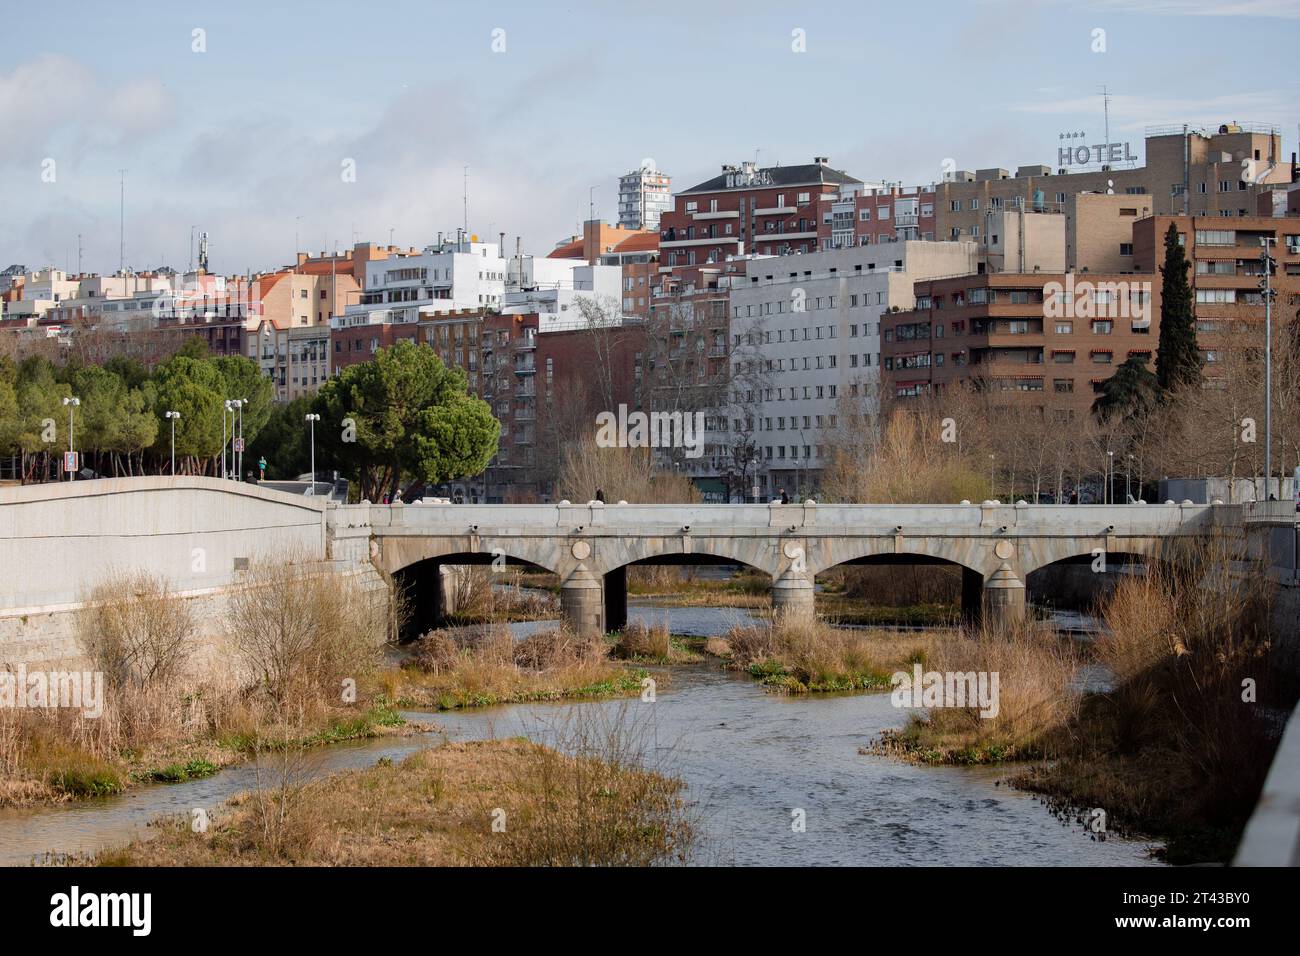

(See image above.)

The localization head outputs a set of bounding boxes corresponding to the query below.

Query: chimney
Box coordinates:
[815,156,829,166]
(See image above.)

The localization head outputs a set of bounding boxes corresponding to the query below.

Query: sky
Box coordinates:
[1,0,1297,277]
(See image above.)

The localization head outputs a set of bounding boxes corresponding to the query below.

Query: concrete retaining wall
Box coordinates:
[0,477,338,669]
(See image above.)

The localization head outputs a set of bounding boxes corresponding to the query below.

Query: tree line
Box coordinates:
[2,337,499,501]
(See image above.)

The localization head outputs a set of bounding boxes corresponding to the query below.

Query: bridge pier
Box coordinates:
[561,566,605,638]
[771,571,815,622]
[603,566,627,632]
[982,562,1026,629]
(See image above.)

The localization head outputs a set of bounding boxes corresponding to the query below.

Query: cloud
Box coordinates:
[0,55,174,167]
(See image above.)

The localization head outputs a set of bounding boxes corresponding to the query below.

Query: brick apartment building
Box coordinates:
[882,211,1300,417]
[659,158,860,276]
[818,183,939,248]
[881,271,1157,418]
[477,310,646,501]
[1132,214,1300,371]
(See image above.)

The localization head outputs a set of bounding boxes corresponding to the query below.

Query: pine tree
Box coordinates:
[1155,222,1202,393]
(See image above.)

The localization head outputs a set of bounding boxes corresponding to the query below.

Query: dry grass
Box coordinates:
[445,567,558,623]
[1011,540,1290,863]
[872,620,1084,764]
[389,624,649,710]
[0,562,402,808]
[721,615,948,693]
[91,709,696,867]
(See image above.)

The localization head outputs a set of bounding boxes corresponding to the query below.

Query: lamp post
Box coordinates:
[165,411,180,475]
[62,397,80,481]
[1106,450,1114,505]
[1126,453,1134,504]
[1260,237,1277,498]
[237,399,247,480]
[305,413,320,494]
[989,454,995,500]
[222,400,232,479]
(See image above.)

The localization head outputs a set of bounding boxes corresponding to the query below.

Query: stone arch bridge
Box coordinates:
[334,498,1245,637]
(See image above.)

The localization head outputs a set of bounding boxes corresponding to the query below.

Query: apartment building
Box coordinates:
[729,241,981,498]
[934,124,1293,245]
[659,158,860,277]
[881,271,1157,418]
[1132,214,1300,372]
[474,309,645,501]
[618,164,672,232]
[331,237,507,375]
[818,183,935,249]
[423,308,492,396]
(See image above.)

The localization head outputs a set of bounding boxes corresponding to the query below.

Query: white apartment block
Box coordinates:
[339,238,507,332]
[502,262,623,329]
[618,165,672,231]
[728,241,979,498]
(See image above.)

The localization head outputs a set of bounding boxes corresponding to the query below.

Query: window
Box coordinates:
[1092,320,1113,334]
[1119,243,1133,256]
[1055,321,1073,334]
[1091,350,1113,364]
[1053,379,1074,393]
[859,209,871,221]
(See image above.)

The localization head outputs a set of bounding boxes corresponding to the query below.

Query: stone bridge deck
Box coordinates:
[331,498,1256,635]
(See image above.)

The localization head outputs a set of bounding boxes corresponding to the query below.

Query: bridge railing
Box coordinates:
[328,499,1222,535]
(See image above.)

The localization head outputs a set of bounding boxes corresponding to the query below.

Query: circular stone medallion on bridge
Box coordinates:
[782,540,804,559]
[993,539,1016,561]
[570,540,592,561]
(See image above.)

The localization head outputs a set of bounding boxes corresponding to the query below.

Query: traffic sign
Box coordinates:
[64,451,79,474]
[233,438,245,453]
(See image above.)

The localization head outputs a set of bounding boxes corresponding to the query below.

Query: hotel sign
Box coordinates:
[1057,131,1136,168]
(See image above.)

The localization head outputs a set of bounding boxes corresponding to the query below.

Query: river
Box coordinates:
[0,604,1159,866]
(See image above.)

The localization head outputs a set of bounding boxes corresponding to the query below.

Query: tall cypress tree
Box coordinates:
[1155,222,1202,393]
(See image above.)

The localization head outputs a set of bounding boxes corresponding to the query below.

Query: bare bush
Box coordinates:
[226,558,388,708]
[78,572,193,692]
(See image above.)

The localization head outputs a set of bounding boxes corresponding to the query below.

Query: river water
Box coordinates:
[0,605,1159,867]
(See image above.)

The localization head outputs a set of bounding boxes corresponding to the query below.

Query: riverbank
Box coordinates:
[0,608,1160,868]
[85,720,695,867]
[1,560,408,810]
[866,556,1298,864]
[378,624,658,711]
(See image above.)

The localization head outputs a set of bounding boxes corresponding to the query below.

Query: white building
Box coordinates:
[340,237,507,331]
[618,164,672,232]
[728,241,979,499]
[502,262,623,329]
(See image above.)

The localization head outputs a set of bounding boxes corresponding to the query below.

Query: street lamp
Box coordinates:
[305,413,320,494]
[1106,450,1114,505]
[989,454,995,500]
[1260,237,1277,497]
[222,400,233,479]
[237,399,248,480]
[61,397,80,481]
[165,411,180,475]
[1125,453,1134,504]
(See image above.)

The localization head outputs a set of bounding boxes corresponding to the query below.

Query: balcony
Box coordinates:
[514,362,536,375]
[516,335,537,350]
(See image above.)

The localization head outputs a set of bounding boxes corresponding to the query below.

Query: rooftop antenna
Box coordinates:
[118,169,126,274]
[77,234,82,275]
[589,185,595,223]
[463,164,469,237]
